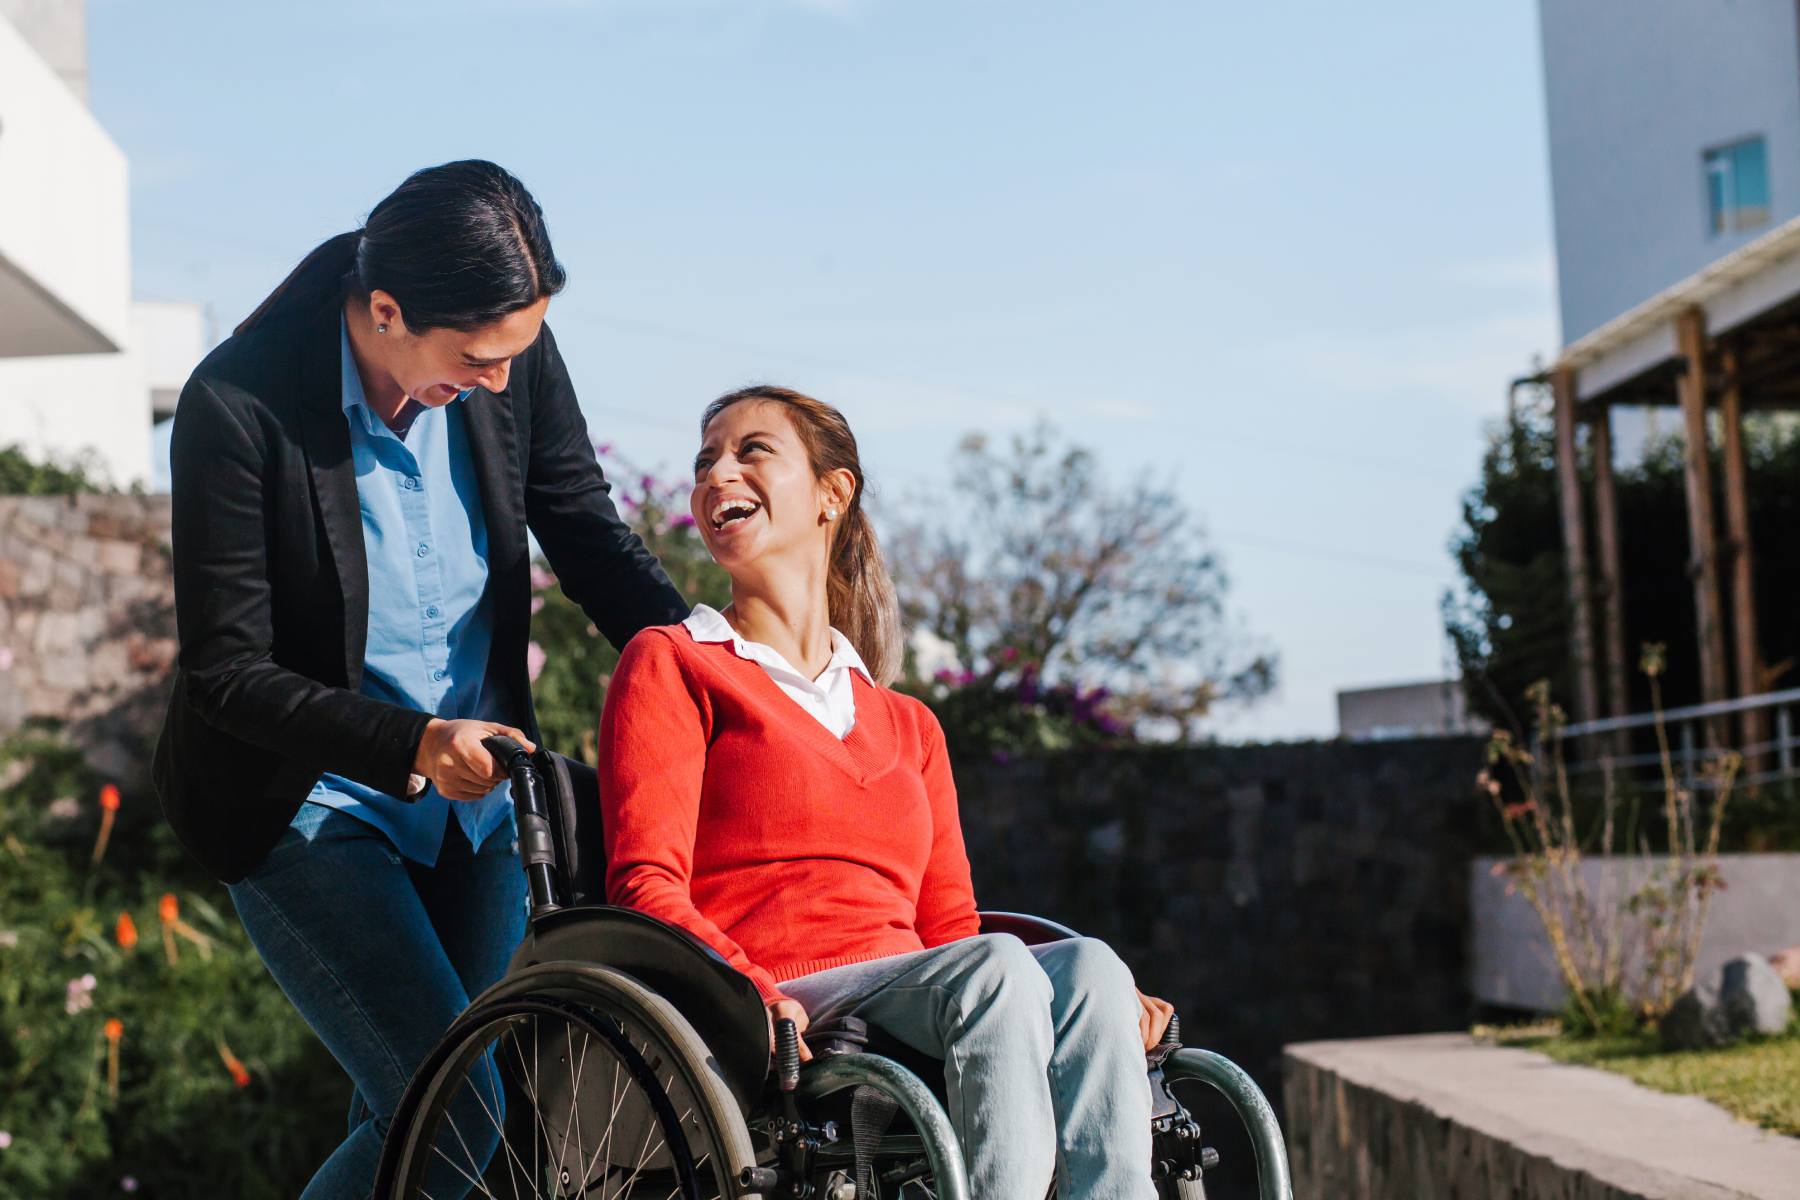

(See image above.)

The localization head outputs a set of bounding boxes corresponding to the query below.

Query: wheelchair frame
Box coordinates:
[370,737,1293,1200]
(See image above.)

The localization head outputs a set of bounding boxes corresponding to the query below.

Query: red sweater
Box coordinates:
[597,626,981,1002]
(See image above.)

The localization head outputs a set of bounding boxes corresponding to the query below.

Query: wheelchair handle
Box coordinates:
[481,735,564,920]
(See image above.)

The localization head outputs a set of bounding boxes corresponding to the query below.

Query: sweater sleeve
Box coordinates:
[911,706,981,948]
[598,631,789,1003]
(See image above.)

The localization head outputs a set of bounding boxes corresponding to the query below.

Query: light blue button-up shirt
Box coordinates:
[295,319,514,865]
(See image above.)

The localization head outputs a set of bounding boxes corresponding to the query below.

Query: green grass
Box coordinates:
[1483,1023,1800,1137]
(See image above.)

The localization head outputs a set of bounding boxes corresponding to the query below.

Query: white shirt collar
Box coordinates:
[682,603,873,691]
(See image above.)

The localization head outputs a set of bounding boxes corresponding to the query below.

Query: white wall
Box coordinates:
[0,11,128,355]
[1539,0,1800,342]
[1469,853,1800,1011]
[0,7,205,491]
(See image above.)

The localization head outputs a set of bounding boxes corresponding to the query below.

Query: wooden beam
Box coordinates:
[1590,409,1629,722]
[1720,338,1766,757]
[1552,366,1600,727]
[1675,308,1730,720]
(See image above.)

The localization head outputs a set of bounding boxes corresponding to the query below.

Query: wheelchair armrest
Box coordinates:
[976,911,1081,945]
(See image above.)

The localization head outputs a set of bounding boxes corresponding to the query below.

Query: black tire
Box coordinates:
[375,963,757,1199]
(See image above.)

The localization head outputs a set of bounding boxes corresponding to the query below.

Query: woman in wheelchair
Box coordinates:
[595,385,1174,1200]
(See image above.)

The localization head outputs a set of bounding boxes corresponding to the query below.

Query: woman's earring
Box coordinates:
[826,507,839,521]
[375,323,389,334]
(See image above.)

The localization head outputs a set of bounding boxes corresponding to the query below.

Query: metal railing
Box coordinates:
[1559,686,1800,792]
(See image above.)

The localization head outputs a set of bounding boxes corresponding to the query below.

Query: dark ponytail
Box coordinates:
[235,160,566,337]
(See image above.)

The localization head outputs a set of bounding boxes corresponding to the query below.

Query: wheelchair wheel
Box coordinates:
[376,964,757,1200]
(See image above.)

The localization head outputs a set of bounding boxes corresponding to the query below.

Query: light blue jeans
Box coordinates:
[783,933,1157,1200]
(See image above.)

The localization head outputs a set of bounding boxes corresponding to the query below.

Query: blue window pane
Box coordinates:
[1704,136,1770,235]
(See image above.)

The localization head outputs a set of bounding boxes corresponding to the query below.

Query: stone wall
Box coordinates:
[954,736,1486,1107]
[0,495,175,787]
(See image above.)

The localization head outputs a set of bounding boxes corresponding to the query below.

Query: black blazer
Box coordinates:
[152,300,688,883]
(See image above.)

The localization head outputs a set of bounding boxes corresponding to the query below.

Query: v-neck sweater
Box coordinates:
[598,625,981,1002]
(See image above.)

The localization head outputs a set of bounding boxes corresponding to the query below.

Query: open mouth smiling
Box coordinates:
[709,497,761,531]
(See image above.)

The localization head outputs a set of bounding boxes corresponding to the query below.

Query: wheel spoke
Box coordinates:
[582,1050,630,1192]
[462,1044,538,1197]
[430,1136,501,1200]
[504,1020,567,1189]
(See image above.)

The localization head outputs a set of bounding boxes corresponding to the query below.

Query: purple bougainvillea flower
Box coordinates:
[526,642,547,683]
[0,1130,12,1150]
[529,565,555,593]
[120,1177,139,1193]
[998,646,1019,664]
[530,595,544,615]
[670,513,697,529]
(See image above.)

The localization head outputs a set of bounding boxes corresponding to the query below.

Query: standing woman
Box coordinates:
[153,160,688,1198]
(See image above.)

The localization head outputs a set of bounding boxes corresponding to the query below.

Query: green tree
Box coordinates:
[529,454,729,762]
[1444,394,1800,732]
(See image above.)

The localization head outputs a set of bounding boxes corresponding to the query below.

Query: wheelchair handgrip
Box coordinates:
[481,734,532,773]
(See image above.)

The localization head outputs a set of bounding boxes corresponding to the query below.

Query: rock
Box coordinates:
[1661,976,1732,1050]
[1720,954,1792,1037]
[1770,946,1800,990]
[1663,954,1793,1050]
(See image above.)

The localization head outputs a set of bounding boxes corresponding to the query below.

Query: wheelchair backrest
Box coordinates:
[530,750,608,908]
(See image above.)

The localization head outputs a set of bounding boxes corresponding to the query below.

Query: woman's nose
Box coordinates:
[478,362,511,393]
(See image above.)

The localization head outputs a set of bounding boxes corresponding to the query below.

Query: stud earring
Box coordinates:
[376,323,389,334]
[826,507,839,521]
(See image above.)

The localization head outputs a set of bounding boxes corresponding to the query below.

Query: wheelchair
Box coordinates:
[371,738,1292,1200]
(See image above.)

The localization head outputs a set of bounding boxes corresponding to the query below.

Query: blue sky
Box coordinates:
[94,0,1559,740]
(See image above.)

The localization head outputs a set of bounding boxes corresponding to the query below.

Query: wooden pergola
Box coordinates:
[1549,214,1800,745]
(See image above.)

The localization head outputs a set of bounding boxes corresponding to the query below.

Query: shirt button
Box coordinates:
[433,669,446,682]
[405,477,420,490]
[417,543,429,557]
[425,605,439,619]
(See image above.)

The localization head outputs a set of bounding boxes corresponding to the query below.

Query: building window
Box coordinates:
[1705,137,1770,235]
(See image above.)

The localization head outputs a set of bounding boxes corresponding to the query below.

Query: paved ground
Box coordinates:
[1284,1033,1800,1200]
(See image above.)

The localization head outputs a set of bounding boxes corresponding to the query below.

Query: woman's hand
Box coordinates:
[413,719,536,802]
[1136,989,1176,1050]
[766,997,813,1063]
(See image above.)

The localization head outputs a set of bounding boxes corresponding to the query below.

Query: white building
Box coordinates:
[0,0,203,488]
[1536,0,1800,731]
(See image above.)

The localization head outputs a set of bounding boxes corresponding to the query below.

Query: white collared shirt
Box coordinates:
[682,603,872,739]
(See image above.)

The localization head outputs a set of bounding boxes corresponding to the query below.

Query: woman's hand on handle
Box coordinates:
[1137,989,1175,1050]
[413,719,537,801]
[766,997,812,1063]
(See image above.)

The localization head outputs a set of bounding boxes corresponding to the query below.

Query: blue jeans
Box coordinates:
[228,803,526,1200]
[782,934,1157,1200]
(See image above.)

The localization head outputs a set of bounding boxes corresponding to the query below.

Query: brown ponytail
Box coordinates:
[700,386,904,685]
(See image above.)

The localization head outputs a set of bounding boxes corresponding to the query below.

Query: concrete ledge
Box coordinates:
[1283,1033,1800,1200]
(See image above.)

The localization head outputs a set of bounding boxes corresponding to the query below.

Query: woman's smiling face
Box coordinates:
[692,400,841,576]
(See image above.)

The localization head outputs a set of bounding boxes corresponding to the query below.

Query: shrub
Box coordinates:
[0,724,342,1197]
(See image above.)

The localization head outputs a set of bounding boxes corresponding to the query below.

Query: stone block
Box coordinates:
[96,539,142,575]
[33,610,80,655]
[1720,954,1792,1037]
